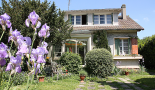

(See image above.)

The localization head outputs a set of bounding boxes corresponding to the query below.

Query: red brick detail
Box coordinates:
[132,45,138,55]
[131,38,137,45]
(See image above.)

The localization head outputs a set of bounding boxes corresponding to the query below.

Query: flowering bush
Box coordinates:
[0,11,50,89]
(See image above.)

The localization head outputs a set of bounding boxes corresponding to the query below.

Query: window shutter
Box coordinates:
[93,13,94,25]
[128,38,131,54]
[68,14,72,23]
[111,13,113,24]
[115,39,120,55]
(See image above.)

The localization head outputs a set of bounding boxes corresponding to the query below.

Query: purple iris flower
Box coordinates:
[0,59,6,67]
[37,55,46,63]
[16,37,31,54]
[30,49,37,62]
[36,47,46,63]
[25,11,41,28]
[38,23,50,38]
[42,41,48,54]
[0,42,8,59]
[0,13,12,28]
[8,28,21,42]
[6,55,22,73]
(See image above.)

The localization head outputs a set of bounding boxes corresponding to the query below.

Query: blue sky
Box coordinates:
[1,0,154,39]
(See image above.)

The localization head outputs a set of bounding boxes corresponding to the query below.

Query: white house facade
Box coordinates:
[48,4,144,69]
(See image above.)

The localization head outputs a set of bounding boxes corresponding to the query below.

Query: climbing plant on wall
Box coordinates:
[93,30,111,52]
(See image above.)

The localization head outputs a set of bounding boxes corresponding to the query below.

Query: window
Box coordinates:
[100,15,105,24]
[82,15,87,25]
[76,15,81,25]
[71,16,74,25]
[115,38,131,55]
[107,15,112,24]
[94,15,99,24]
[120,39,129,55]
[55,45,62,57]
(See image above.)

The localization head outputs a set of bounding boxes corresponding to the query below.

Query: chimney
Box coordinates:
[121,4,126,19]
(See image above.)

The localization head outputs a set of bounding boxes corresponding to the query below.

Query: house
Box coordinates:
[48,4,144,69]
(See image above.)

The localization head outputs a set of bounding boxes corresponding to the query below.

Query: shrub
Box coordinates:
[138,35,155,69]
[89,76,99,82]
[60,52,82,73]
[85,48,113,77]
[78,69,88,76]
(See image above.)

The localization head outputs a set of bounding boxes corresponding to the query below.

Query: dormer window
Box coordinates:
[76,15,81,25]
[94,15,99,24]
[100,15,105,24]
[93,14,112,25]
[93,15,105,24]
[71,16,74,25]
[107,14,112,24]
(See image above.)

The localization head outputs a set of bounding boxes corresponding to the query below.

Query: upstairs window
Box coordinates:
[94,15,99,24]
[94,15,106,24]
[107,14,112,24]
[71,16,74,25]
[100,15,105,24]
[76,15,81,25]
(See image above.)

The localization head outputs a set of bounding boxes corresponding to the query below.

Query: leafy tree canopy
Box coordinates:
[0,0,73,48]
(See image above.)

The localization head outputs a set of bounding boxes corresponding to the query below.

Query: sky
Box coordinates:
[0,0,155,39]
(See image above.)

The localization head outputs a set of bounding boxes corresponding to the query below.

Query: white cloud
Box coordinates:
[134,19,138,22]
[143,17,149,21]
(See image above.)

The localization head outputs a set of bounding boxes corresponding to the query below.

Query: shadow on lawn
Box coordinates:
[135,78,155,89]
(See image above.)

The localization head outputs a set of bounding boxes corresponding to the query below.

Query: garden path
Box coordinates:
[75,77,153,90]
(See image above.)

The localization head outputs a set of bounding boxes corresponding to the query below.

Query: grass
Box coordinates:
[10,75,80,90]
[6,69,155,90]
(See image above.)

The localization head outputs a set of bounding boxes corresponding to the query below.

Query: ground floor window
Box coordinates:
[115,38,131,55]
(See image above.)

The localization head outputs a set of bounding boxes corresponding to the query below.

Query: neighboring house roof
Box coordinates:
[73,16,144,31]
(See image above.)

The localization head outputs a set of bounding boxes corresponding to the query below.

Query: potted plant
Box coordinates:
[38,68,46,82]
[124,68,130,76]
[78,70,88,82]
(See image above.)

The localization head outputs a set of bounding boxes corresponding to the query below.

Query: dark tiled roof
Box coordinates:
[73,16,144,31]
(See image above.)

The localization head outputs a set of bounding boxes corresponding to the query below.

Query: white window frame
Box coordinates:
[119,39,129,55]
[106,14,112,24]
[76,15,81,25]
[93,14,113,25]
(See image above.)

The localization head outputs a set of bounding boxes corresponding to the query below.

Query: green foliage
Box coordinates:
[138,35,155,69]
[1,71,28,87]
[112,65,121,75]
[59,52,82,73]
[93,30,111,52]
[85,48,113,77]
[1,0,73,48]
[89,76,99,82]
[78,69,88,76]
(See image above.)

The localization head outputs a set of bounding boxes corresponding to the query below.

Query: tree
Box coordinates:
[93,30,111,52]
[0,0,73,48]
[138,35,155,69]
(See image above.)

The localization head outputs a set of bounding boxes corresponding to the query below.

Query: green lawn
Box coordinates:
[10,75,80,90]
[8,71,155,90]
